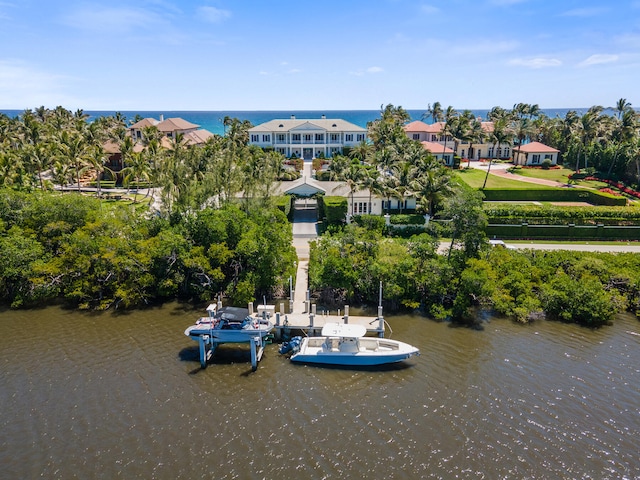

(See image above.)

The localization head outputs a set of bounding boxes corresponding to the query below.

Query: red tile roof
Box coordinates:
[421,141,454,154]
[513,141,559,153]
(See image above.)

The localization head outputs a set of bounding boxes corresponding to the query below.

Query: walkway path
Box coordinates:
[290,160,318,313]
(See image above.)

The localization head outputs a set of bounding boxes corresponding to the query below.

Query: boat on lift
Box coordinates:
[184,303,274,344]
[279,323,419,366]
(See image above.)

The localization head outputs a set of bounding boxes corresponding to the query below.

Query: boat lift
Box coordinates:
[193,303,272,371]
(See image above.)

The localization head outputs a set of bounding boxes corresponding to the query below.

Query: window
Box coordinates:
[345,134,353,142]
[544,154,552,160]
[357,134,365,142]
[277,134,285,142]
[330,133,339,142]
[262,134,270,142]
[136,131,142,139]
[413,134,420,140]
[251,134,259,142]
[443,155,451,164]
[292,134,301,141]
[503,147,510,157]
[431,135,437,141]
[532,154,541,164]
[304,134,312,142]
[277,148,286,154]
[488,147,494,157]
[315,133,324,141]
[461,149,465,158]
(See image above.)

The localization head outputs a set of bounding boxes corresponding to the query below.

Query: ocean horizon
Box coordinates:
[1,108,594,136]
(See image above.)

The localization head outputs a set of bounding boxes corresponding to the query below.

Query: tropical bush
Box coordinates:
[308,225,637,327]
[0,189,296,309]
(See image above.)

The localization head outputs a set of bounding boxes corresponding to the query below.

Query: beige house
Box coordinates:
[106,116,214,170]
[512,142,559,166]
[420,141,455,165]
[404,120,512,161]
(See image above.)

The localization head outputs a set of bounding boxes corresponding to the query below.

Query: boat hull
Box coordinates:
[185,324,272,343]
[289,336,419,366]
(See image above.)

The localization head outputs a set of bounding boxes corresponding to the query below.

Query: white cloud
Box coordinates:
[420,4,440,14]
[198,6,231,23]
[61,6,166,33]
[349,66,384,76]
[509,57,562,68]
[0,59,78,108]
[578,54,619,67]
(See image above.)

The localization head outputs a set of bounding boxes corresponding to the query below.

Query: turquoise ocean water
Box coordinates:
[1,108,590,136]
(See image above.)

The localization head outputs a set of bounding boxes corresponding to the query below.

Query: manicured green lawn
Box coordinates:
[510,166,609,189]
[455,168,555,189]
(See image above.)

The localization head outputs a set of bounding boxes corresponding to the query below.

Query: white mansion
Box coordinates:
[248,116,367,160]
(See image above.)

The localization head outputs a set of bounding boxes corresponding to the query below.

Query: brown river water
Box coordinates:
[1,303,639,479]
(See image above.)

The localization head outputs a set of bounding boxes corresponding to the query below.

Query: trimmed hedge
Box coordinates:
[317,196,347,227]
[487,223,640,240]
[389,214,425,225]
[484,204,640,226]
[273,195,293,220]
[481,188,626,206]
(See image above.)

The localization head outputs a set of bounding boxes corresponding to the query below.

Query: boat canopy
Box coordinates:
[321,323,367,338]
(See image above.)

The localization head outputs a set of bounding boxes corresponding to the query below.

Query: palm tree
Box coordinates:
[605,108,639,178]
[439,106,457,166]
[391,160,416,213]
[337,162,366,216]
[422,101,443,124]
[483,118,513,189]
[572,106,604,171]
[465,115,485,167]
[411,163,454,216]
[121,150,152,201]
[349,140,373,163]
[57,130,91,191]
[613,98,632,119]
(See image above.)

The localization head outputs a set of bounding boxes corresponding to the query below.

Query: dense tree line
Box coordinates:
[309,221,639,328]
[0,192,295,310]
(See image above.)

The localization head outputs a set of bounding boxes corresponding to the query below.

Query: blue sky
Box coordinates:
[1,0,639,111]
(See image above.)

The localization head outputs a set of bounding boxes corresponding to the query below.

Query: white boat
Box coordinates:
[281,323,419,366]
[184,304,274,344]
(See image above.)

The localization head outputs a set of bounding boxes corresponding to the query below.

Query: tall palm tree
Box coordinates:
[607,108,639,178]
[613,98,632,119]
[337,162,366,216]
[411,163,454,216]
[57,130,91,191]
[483,118,513,189]
[121,150,152,202]
[465,115,485,167]
[422,101,443,124]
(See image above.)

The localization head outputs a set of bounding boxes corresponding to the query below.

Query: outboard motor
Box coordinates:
[279,336,302,355]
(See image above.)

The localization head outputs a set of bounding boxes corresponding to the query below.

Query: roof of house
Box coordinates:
[102,139,144,154]
[421,141,454,154]
[184,129,214,145]
[513,141,559,153]
[249,118,366,133]
[129,118,159,130]
[156,117,200,132]
[404,120,430,132]
[404,121,445,134]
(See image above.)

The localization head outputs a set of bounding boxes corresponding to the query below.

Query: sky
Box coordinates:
[1,0,639,111]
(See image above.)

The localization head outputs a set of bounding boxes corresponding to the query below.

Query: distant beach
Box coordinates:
[1,108,590,136]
